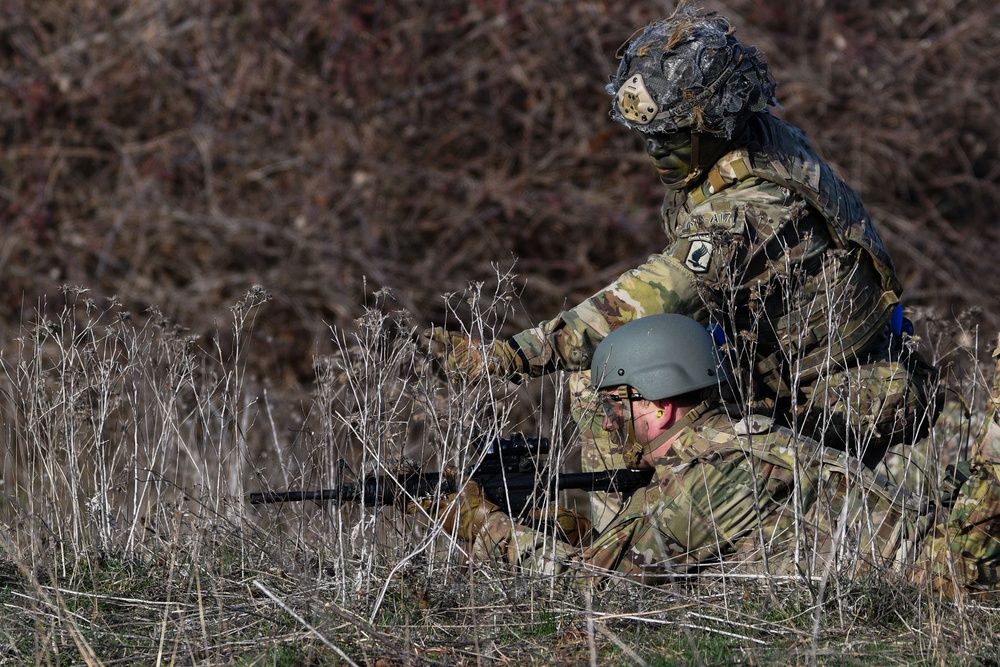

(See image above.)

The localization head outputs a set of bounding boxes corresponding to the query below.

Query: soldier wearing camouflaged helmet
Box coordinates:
[426,7,940,529]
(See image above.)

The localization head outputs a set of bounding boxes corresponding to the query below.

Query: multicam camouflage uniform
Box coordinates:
[473,409,1000,594]
[973,339,1000,461]
[506,14,936,523]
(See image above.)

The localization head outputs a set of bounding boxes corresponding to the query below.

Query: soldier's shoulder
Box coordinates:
[701,412,803,445]
[687,168,791,223]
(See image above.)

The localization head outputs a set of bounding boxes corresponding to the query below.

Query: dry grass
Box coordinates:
[0,283,996,665]
[3,1,1000,664]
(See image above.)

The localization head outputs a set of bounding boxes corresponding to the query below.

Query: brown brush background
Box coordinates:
[3,0,999,393]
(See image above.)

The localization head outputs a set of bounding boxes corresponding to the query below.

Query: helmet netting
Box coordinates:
[607,9,777,137]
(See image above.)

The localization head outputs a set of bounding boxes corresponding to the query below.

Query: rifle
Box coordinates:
[247,433,654,518]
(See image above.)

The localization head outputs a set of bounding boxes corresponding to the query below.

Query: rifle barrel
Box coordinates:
[555,469,654,495]
[248,487,356,505]
[247,468,654,506]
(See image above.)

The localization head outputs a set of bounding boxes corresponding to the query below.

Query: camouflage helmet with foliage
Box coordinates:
[607,8,777,137]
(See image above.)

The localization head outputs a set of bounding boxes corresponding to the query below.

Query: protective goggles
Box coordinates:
[598,387,642,426]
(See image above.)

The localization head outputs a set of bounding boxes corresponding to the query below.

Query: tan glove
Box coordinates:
[407,465,501,542]
[424,327,527,382]
[526,503,593,547]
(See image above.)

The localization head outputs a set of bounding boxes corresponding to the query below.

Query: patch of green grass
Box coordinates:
[234,644,325,666]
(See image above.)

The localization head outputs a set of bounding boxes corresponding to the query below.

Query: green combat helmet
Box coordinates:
[591,314,727,401]
[607,8,777,138]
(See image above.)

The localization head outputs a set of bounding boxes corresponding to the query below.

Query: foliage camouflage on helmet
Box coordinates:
[590,313,725,400]
[607,8,776,137]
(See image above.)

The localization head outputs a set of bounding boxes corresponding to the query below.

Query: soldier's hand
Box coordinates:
[526,503,593,547]
[406,465,501,542]
[423,327,527,382]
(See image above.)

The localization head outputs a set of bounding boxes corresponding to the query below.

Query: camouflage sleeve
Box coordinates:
[511,253,705,376]
[473,511,577,577]
[509,178,806,377]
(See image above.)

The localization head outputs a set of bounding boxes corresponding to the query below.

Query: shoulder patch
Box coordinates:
[683,236,714,273]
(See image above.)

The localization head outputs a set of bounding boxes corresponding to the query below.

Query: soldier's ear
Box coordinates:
[653,400,675,427]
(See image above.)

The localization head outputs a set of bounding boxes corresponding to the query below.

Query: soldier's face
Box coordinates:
[643,130,693,185]
[599,387,669,450]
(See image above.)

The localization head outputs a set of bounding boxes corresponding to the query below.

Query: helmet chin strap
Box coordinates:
[663,130,706,191]
[624,398,718,467]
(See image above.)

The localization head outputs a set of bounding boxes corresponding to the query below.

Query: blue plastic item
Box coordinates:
[890,304,904,337]
[706,323,727,346]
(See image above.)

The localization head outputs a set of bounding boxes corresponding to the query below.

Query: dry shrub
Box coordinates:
[4,0,997,392]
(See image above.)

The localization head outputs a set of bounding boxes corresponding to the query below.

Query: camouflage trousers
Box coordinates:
[474,430,1000,595]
